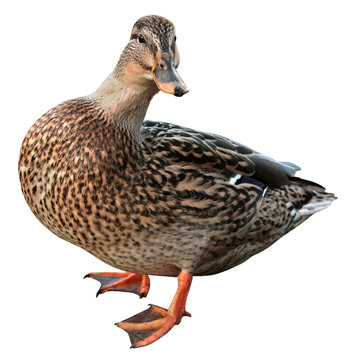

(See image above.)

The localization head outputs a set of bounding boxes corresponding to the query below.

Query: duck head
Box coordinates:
[114,15,188,97]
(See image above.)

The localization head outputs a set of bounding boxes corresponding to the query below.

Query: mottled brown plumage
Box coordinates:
[19,15,335,347]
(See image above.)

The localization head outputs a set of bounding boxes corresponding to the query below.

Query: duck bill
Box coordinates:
[151,50,189,97]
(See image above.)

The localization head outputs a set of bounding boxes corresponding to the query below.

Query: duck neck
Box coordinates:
[93,70,158,167]
[96,71,158,139]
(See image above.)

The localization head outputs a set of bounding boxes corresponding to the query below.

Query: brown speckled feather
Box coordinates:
[19,97,335,277]
[142,121,300,187]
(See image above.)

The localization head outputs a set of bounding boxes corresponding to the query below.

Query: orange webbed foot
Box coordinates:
[84,272,150,298]
[116,272,193,348]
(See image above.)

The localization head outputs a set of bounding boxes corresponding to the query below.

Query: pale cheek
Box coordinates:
[125,61,153,86]
[143,73,154,80]
[143,53,155,68]
[126,62,145,77]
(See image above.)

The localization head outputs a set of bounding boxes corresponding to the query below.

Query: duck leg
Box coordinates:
[116,271,193,348]
[84,272,150,298]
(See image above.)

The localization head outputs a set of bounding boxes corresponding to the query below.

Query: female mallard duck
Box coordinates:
[19,15,335,348]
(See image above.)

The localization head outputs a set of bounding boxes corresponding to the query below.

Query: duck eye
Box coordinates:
[174,36,177,42]
[138,34,146,44]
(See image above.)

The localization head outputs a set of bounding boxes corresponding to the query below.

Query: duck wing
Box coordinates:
[141,121,300,188]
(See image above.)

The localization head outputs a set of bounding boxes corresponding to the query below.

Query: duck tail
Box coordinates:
[292,177,337,216]
[298,190,336,216]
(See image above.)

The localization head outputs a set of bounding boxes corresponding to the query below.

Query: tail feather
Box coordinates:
[288,178,336,220]
[298,190,336,216]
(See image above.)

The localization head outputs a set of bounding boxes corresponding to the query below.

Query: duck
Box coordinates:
[18,15,336,348]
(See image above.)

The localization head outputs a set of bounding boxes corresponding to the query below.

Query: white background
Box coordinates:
[1,1,347,359]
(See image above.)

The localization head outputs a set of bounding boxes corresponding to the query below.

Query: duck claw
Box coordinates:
[116,305,169,348]
[84,272,150,298]
[117,304,190,348]
[116,272,193,348]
